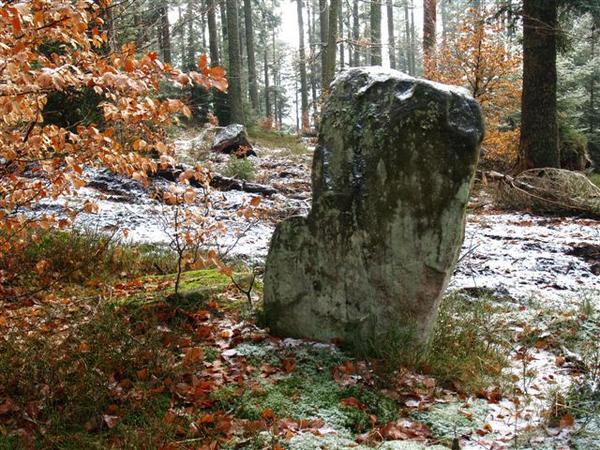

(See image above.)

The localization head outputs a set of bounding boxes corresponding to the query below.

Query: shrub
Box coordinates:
[223,156,256,181]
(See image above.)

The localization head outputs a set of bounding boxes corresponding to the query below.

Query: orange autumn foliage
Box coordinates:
[0,0,227,298]
[429,10,522,170]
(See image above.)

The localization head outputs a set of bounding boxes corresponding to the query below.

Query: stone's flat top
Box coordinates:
[213,123,247,145]
[334,66,473,99]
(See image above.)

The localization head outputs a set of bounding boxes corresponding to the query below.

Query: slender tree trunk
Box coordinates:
[159,1,172,64]
[295,76,300,131]
[339,5,344,69]
[219,0,228,64]
[201,12,207,50]
[410,0,416,74]
[352,0,359,66]
[243,0,259,113]
[590,23,596,135]
[403,0,411,73]
[264,48,271,119]
[370,0,382,65]
[207,0,220,66]
[423,0,436,77]
[323,0,339,89]
[297,0,310,129]
[386,0,396,69]
[319,0,329,87]
[308,0,319,126]
[207,0,227,123]
[186,1,195,68]
[272,29,280,127]
[178,7,185,68]
[226,0,245,124]
[518,0,559,169]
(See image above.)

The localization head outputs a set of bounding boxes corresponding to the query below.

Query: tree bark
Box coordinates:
[308,0,319,126]
[352,0,360,66]
[323,0,339,89]
[264,48,271,119]
[226,0,245,124]
[518,0,559,169]
[409,0,416,75]
[297,0,310,129]
[386,0,396,69]
[319,0,329,87]
[339,4,344,69]
[423,0,436,77]
[243,0,259,113]
[370,0,382,65]
[159,1,172,64]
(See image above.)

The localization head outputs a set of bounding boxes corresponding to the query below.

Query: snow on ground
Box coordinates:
[31,131,600,448]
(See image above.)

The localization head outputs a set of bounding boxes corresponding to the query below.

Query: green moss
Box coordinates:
[234,345,399,433]
[412,400,489,442]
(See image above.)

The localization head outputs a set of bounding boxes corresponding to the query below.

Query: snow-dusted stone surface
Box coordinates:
[263,68,484,350]
[211,123,255,156]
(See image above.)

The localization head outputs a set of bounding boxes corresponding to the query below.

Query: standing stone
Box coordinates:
[263,67,484,352]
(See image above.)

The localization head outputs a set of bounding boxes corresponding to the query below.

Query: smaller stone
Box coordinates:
[211,124,256,157]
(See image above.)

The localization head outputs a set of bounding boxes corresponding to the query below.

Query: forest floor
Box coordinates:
[1,127,600,449]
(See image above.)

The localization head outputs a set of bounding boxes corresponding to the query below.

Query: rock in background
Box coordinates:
[263,68,484,353]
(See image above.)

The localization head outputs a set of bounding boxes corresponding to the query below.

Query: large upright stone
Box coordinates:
[263,68,484,351]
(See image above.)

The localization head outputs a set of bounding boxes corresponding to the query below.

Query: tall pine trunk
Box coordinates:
[243,0,259,113]
[207,0,228,123]
[423,0,436,77]
[518,0,559,169]
[226,0,245,124]
[323,0,339,89]
[386,0,396,69]
[264,48,271,119]
[319,0,329,87]
[308,0,319,126]
[297,0,310,129]
[159,1,172,64]
[352,0,359,66]
[339,5,344,69]
[370,0,382,65]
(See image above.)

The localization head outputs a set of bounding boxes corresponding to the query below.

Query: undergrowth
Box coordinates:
[0,228,175,299]
[369,292,510,393]
[247,128,308,155]
[223,156,256,181]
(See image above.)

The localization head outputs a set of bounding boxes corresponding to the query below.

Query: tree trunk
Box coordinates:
[323,0,339,89]
[352,0,359,66]
[178,7,185,68]
[339,5,344,69]
[590,23,596,136]
[319,0,329,87]
[159,1,172,64]
[297,0,310,129]
[370,0,382,65]
[264,48,272,119]
[518,0,559,169]
[403,0,411,73]
[187,0,196,69]
[386,0,396,69]
[207,0,220,66]
[243,0,259,114]
[226,0,245,124]
[207,0,228,123]
[219,0,228,64]
[308,0,319,126]
[409,0,416,75]
[422,0,436,77]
